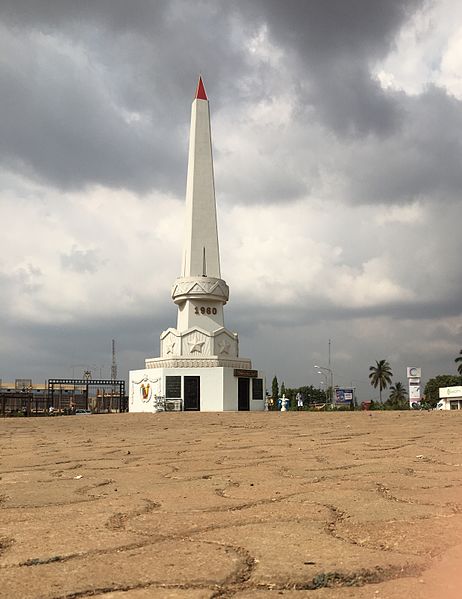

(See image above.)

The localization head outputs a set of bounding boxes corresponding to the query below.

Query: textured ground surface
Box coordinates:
[1,411,462,599]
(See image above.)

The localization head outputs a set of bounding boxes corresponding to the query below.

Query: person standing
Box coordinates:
[296,392,303,411]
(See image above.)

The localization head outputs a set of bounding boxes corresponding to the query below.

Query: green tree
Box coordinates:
[286,385,325,408]
[386,382,408,409]
[455,350,462,375]
[369,360,393,403]
[271,376,279,410]
[303,385,326,405]
[424,374,462,408]
[280,381,286,396]
[370,400,386,411]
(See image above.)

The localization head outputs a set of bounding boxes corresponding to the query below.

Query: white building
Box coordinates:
[129,77,264,412]
[437,386,462,410]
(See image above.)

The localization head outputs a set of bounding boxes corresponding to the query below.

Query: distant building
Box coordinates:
[1,380,48,416]
[0,378,127,416]
[437,386,462,410]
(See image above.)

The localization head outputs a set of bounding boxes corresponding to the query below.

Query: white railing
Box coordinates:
[154,396,183,411]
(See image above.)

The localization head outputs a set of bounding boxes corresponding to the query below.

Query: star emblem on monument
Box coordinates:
[189,339,205,353]
[165,340,176,354]
[218,339,231,355]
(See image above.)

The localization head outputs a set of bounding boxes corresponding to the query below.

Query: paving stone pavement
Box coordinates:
[1,411,462,598]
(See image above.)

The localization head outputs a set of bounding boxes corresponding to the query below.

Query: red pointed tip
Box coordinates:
[195,76,208,100]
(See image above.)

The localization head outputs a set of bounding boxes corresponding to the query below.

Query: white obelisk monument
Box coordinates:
[129,77,264,412]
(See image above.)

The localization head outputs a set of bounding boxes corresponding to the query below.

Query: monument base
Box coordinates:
[129,364,265,412]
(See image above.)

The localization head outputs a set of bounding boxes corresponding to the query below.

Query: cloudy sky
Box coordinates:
[1,0,462,400]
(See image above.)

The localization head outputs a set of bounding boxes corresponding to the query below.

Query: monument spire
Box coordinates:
[182,75,221,279]
[130,74,264,413]
[195,76,207,100]
[171,76,229,335]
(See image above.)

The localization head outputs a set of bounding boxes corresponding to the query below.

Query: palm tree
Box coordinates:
[369,360,393,402]
[388,382,408,407]
[455,350,462,375]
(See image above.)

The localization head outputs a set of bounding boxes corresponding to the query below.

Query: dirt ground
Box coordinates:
[1,411,462,599]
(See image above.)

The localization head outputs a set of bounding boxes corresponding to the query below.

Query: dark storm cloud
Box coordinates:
[0,305,176,380]
[0,0,251,193]
[252,0,423,61]
[247,0,425,136]
[1,0,461,400]
[1,0,448,206]
[2,310,178,380]
[343,86,462,203]
[229,290,462,333]
[0,0,176,44]
[3,278,459,383]
[239,0,462,206]
[0,43,177,192]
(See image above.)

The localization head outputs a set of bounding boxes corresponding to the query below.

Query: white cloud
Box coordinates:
[220,200,420,311]
[375,201,425,225]
[245,23,284,67]
[374,0,462,97]
[438,26,462,98]
[0,179,182,324]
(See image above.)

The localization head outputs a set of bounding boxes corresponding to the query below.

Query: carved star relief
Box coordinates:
[165,340,176,354]
[189,339,205,353]
[218,339,231,355]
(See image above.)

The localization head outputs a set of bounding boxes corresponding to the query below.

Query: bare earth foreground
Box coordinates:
[1,412,462,599]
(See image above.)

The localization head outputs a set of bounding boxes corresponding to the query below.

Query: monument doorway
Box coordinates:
[238,378,250,411]
[184,376,200,411]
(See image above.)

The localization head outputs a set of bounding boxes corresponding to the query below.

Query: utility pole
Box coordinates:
[111,339,117,381]
[328,339,334,405]
[315,341,334,407]
[111,339,117,411]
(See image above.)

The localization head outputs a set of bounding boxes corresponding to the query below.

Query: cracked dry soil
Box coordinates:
[1,411,462,599]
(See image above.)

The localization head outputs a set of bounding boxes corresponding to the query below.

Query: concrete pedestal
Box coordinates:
[129,365,265,412]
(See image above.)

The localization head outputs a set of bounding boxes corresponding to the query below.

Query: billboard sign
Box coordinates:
[15,379,32,389]
[335,388,354,404]
[407,367,421,378]
[409,385,421,399]
[439,386,462,398]
[407,366,422,407]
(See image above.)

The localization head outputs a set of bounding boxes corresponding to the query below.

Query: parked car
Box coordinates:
[75,409,92,415]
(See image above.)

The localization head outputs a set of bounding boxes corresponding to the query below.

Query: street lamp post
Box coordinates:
[315,365,334,406]
[317,371,328,400]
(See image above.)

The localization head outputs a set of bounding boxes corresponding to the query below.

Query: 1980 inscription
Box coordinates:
[194,306,217,315]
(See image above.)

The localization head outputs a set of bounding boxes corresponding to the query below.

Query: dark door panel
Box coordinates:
[238,377,250,411]
[184,376,200,411]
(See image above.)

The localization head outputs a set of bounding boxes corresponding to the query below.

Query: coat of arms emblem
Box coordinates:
[140,383,151,402]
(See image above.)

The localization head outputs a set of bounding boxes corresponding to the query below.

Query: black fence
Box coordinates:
[1,379,128,417]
